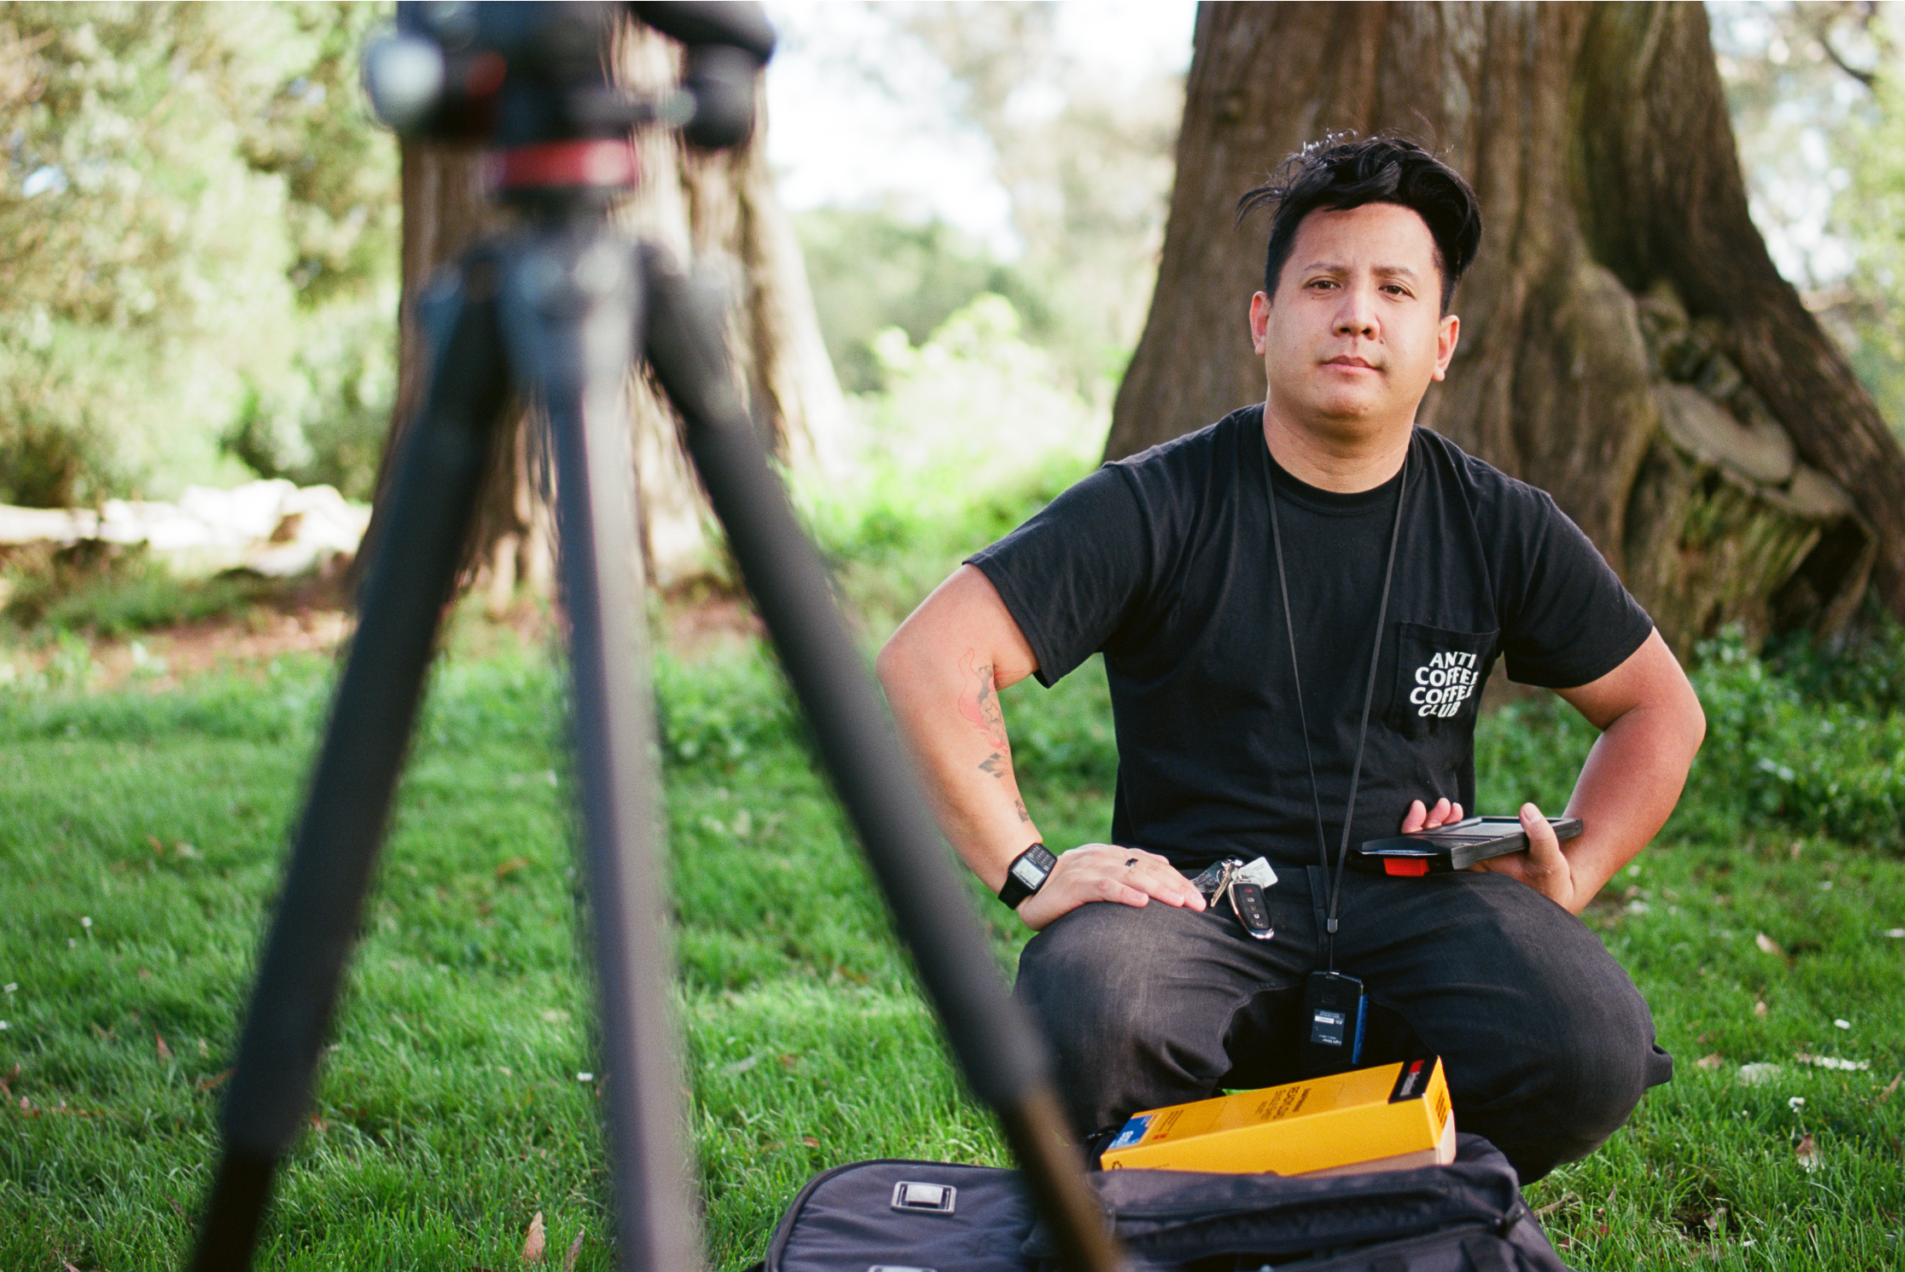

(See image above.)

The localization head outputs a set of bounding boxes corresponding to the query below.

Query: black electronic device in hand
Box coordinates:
[1356,815,1583,875]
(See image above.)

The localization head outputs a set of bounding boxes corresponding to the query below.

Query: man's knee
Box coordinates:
[1515,972,1668,1174]
[1386,876,1672,1180]
[1016,903,1185,1057]
[1015,902,1254,1136]
[1450,938,1670,1180]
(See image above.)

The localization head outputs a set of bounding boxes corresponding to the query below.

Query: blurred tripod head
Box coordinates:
[362,1,774,205]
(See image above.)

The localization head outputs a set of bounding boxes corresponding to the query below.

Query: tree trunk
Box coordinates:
[365,16,843,609]
[1110,1,1905,653]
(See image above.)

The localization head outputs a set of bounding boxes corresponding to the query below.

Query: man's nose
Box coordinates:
[1333,286,1378,337]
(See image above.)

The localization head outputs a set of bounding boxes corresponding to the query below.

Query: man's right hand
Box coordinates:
[1015,843,1207,932]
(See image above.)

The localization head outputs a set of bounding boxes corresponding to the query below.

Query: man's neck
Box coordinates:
[1261,407,1414,493]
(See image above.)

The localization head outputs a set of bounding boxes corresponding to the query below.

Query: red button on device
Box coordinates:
[1383,858,1431,877]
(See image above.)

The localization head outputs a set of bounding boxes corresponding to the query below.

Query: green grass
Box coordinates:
[1,544,292,641]
[0,634,1105,1271]
[2,629,1901,1269]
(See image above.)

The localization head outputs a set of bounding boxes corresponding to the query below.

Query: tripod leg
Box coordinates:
[640,256,1126,1272]
[190,257,511,1272]
[498,229,699,1272]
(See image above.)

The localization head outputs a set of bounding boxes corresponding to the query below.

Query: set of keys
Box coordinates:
[1189,856,1277,941]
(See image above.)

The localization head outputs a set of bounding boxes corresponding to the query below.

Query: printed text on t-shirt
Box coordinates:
[1409,650,1479,718]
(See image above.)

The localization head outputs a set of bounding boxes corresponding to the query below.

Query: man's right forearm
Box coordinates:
[878,608,1043,891]
[878,565,1206,929]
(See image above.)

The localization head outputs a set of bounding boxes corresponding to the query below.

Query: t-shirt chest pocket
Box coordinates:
[1387,622,1500,739]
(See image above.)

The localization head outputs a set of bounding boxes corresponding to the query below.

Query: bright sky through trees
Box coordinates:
[762,1,1196,258]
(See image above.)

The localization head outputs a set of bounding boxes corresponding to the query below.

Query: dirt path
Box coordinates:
[7,588,766,694]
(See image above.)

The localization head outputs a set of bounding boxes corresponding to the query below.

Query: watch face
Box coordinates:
[1010,856,1049,889]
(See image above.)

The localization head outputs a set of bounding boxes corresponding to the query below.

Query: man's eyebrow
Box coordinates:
[1294,259,1425,282]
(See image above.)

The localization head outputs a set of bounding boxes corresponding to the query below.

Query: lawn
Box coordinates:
[2,598,1902,1268]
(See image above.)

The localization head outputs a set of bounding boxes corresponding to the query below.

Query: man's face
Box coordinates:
[1249,202,1460,444]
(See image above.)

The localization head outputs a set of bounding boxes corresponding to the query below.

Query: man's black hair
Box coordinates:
[1238,135,1482,312]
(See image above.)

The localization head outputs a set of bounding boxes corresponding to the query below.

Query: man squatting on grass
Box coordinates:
[877,137,1708,1183]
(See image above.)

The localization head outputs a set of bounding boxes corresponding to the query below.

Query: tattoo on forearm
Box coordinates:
[978,752,1007,778]
[1014,797,1031,824]
[958,653,1010,749]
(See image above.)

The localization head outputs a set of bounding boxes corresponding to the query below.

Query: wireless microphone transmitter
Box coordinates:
[1297,970,1367,1078]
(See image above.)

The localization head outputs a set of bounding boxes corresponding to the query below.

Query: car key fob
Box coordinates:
[1229,881,1273,940]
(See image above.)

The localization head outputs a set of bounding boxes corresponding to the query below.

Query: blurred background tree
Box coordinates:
[0,1,398,508]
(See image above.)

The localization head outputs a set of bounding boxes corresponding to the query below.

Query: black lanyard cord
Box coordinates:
[1268,442,1410,970]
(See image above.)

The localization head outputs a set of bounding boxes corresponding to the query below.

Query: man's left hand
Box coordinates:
[1470,802,1577,910]
[1400,796,1464,832]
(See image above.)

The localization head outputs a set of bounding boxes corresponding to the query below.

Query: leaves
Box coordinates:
[0,0,400,506]
[1754,931,1784,957]
[1794,1132,1819,1171]
[521,1210,545,1264]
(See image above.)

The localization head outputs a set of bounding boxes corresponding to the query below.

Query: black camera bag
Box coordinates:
[754,1134,1571,1272]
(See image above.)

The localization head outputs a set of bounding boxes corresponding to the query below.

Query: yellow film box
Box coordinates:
[1099,1057,1456,1178]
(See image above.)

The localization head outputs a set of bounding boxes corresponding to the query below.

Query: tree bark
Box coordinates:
[364,16,843,608]
[1110,1,1905,652]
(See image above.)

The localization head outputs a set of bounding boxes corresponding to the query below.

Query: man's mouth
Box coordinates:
[1324,355,1378,371]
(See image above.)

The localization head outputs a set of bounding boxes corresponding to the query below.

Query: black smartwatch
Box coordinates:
[997,842,1058,911]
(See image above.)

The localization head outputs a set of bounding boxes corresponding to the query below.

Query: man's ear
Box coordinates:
[1249,291,1271,356]
[1431,312,1460,382]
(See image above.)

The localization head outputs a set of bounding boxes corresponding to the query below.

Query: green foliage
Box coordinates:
[783,4,1181,406]
[798,293,1103,632]
[1479,626,1905,855]
[2,544,280,637]
[1681,628,1905,852]
[0,1,398,506]
[1763,611,1905,716]
[877,3,1182,395]
[795,208,1053,395]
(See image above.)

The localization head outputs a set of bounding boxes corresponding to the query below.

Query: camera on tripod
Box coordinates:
[361,1,775,169]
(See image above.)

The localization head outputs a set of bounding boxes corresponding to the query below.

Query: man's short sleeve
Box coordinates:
[1498,486,1655,689]
[966,466,1152,686]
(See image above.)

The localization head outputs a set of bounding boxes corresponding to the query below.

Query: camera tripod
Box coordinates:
[188,5,1119,1270]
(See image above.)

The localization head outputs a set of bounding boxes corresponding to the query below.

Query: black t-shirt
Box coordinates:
[968,405,1654,873]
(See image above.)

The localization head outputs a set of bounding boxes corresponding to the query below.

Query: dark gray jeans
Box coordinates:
[1016,865,1672,1183]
